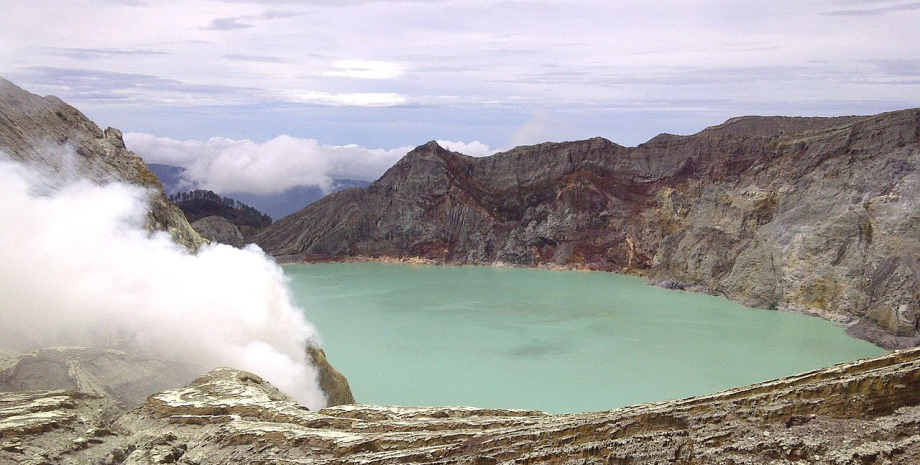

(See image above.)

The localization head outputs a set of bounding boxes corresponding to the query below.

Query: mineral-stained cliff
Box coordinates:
[256,109,920,348]
[0,77,205,251]
[3,347,920,464]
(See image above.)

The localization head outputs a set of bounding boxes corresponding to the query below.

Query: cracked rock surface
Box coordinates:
[3,348,920,464]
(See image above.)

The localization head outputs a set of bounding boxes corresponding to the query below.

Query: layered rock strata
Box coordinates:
[256,109,920,348]
[0,347,202,412]
[3,348,920,463]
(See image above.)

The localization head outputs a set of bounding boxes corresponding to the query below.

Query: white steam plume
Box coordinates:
[124,132,497,195]
[0,156,326,409]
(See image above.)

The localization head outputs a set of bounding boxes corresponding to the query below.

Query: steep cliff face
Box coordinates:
[306,345,357,406]
[256,109,920,348]
[0,77,205,251]
[3,348,920,464]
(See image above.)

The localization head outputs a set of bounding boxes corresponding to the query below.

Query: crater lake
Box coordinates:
[285,263,885,413]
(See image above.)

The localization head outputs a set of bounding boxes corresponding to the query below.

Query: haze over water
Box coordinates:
[286,263,885,413]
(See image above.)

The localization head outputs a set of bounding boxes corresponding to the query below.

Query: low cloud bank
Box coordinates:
[436,140,496,158]
[0,156,326,408]
[125,133,497,195]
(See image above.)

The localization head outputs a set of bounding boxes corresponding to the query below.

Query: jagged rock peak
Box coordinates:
[255,107,920,348]
[103,127,126,149]
[422,140,443,150]
[401,140,465,160]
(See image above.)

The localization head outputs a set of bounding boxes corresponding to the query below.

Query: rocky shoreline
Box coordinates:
[277,253,914,350]
[258,109,920,352]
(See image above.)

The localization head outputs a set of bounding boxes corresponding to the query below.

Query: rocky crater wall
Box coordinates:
[256,109,920,348]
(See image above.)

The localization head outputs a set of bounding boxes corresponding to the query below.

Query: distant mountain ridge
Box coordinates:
[147,163,369,220]
[228,180,370,221]
[255,109,920,349]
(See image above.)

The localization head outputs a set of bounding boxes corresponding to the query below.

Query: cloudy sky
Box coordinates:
[2,0,919,192]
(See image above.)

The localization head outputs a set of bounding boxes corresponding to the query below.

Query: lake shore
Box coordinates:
[275,253,918,351]
[281,260,886,412]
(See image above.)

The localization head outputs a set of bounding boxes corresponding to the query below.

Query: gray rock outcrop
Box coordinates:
[256,110,920,348]
[191,215,245,248]
[0,347,202,412]
[307,345,356,406]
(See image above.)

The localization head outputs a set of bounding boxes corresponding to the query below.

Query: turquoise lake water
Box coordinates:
[284,263,886,413]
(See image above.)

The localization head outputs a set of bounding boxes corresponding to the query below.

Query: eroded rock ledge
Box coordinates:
[3,348,920,464]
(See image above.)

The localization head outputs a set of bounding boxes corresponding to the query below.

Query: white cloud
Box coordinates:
[0,156,326,408]
[282,90,408,107]
[3,0,919,147]
[126,133,395,194]
[436,139,498,157]
[324,60,405,80]
[125,132,497,195]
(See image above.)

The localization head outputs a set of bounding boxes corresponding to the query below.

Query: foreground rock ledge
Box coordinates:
[3,349,920,464]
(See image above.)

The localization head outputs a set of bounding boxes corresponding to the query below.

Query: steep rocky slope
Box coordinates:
[3,348,920,464]
[307,345,357,406]
[0,77,205,250]
[256,109,920,348]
